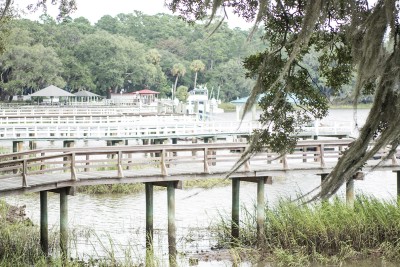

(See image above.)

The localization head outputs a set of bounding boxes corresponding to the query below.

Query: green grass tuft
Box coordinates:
[213,195,400,265]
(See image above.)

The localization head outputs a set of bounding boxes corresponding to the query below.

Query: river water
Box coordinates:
[5,108,397,266]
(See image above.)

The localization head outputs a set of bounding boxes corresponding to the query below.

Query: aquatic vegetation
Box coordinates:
[77,178,230,195]
[213,196,400,265]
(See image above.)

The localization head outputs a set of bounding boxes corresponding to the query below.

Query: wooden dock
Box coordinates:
[1,139,400,264]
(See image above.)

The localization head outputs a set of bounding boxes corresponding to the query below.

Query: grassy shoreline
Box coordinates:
[212,196,400,266]
[1,196,400,266]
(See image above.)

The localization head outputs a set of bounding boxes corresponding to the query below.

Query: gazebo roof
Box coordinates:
[29,85,74,97]
[133,89,160,95]
[74,90,101,97]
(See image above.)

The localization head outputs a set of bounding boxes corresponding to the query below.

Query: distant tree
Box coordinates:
[190,59,205,89]
[0,44,65,99]
[176,85,189,101]
[171,63,186,100]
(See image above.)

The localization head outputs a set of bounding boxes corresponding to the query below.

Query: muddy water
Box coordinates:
[5,109,393,267]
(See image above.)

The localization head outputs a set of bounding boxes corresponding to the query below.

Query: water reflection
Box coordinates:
[5,109,395,266]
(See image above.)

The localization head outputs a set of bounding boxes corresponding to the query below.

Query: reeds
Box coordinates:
[213,195,400,265]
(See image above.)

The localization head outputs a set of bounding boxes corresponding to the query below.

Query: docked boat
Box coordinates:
[186,86,224,117]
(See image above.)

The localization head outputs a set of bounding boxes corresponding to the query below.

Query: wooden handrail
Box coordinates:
[3,140,395,195]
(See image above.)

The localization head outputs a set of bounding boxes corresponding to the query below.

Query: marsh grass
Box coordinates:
[213,196,400,265]
[77,183,144,194]
[0,200,63,266]
[77,178,230,195]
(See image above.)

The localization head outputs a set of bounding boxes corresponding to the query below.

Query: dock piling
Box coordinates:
[167,182,177,267]
[257,177,265,246]
[40,191,48,256]
[60,188,68,260]
[232,179,240,243]
[145,183,154,255]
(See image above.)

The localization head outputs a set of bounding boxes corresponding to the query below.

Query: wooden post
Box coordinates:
[257,177,265,246]
[167,182,177,267]
[232,178,240,243]
[60,188,68,260]
[172,138,177,157]
[397,171,400,203]
[29,133,37,150]
[63,141,74,173]
[40,191,48,256]
[145,183,154,259]
[191,137,197,156]
[13,141,23,153]
[13,141,23,174]
[346,177,354,208]
[320,173,328,193]
[63,140,74,148]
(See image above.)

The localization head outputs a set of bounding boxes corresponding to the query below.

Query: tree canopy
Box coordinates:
[167,0,400,200]
[0,1,267,100]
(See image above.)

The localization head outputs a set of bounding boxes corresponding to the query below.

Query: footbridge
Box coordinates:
[1,139,399,265]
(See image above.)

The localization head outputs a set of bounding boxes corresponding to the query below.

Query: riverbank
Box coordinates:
[211,196,400,266]
[3,195,400,266]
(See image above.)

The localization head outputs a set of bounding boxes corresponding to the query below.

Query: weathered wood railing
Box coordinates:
[0,106,155,116]
[1,139,397,196]
[0,120,259,140]
[0,114,198,125]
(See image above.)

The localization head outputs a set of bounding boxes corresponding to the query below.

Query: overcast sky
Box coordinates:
[17,0,251,29]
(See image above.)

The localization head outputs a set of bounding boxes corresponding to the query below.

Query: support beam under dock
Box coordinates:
[145,183,154,258]
[40,191,48,256]
[231,179,240,243]
[257,177,265,246]
[60,188,68,260]
[167,182,177,267]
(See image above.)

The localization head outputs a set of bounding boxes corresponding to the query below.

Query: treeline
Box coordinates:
[0,12,267,101]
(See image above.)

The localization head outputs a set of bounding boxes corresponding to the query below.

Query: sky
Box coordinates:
[17,0,252,29]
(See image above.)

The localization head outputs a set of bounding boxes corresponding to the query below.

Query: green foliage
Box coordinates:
[213,196,400,265]
[175,85,189,101]
[0,9,266,100]
[77,184,143,195]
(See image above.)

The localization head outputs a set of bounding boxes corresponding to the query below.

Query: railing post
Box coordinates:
[22,159,28,187]
[117,151,124,178]
[40,152,45,171]
[302,146,307,162]
[70,153,77,181]
[320,144,326,168]
[127,153,132,170]
[161,150,168,176]
[204,148,210,173]
[84,154,89,172]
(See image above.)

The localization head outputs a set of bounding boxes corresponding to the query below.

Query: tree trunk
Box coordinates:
[194,71,198,89]
[173,75,179,100]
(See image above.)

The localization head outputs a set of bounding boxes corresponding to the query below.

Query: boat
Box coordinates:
[186,85,224,117]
